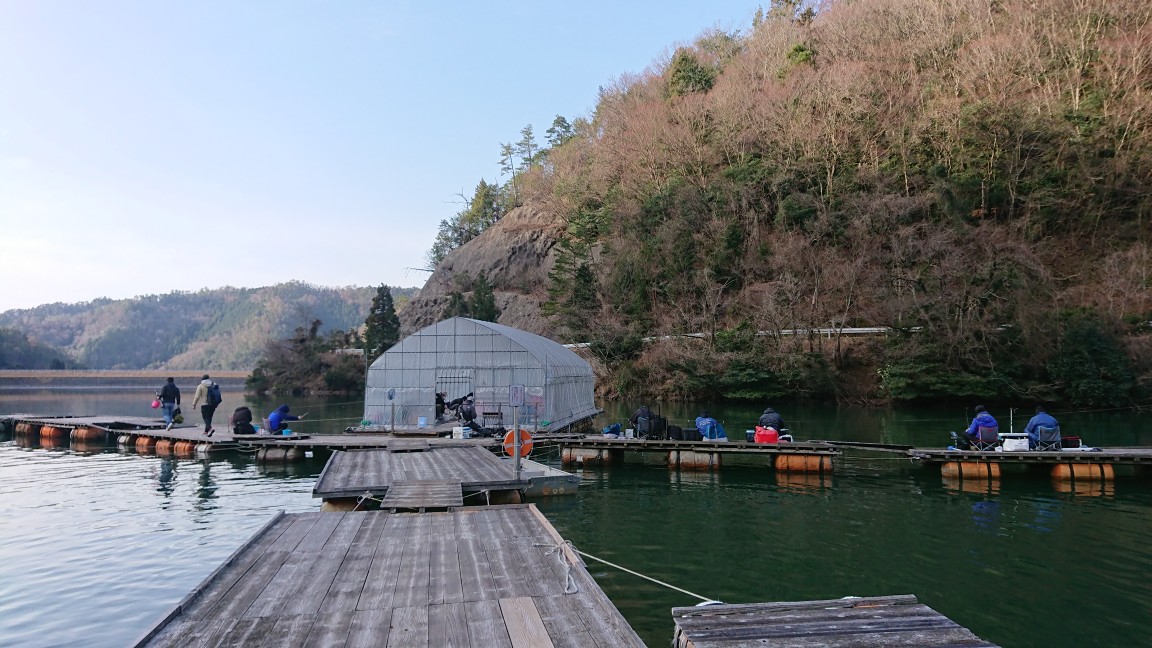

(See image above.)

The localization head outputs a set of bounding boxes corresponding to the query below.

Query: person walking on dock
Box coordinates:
[192,375,222,437]
[158,377,180,431]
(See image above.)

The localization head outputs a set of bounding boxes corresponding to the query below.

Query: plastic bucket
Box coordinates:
[745,430,755,442]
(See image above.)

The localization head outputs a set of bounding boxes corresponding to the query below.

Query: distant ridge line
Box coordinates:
[0,370,250,379]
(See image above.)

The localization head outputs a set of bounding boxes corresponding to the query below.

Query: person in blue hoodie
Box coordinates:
[1024,405,1060,449]
[964,405,999,448]
[268,404,305,433]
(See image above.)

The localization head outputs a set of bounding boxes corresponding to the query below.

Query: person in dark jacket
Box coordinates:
[758,407,784,430]
[230,406,255,435]
[435,392,447,422]
[629,405,652,428]
[458,398,482,433]
[158,377,181,431]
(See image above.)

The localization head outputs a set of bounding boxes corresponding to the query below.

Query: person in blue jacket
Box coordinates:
[964,405,999,447]
[1024,406,1060,449]
[268,404,305,433]
[695,410,726,440]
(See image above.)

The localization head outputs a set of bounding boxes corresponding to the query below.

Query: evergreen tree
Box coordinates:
[471,274,500,322]
[545,115,575,147]
[363,285,400,363]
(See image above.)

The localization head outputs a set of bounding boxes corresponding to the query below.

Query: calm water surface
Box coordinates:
[2,391,1151,647]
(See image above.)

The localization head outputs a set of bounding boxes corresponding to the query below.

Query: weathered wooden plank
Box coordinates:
[318,514,389,616]
[464,599,514,648]
[390,439,430,453]
[261,614,315,648]
[176,514,300,620]
[214,616,280,646]
[499,596,555,648]
[429,538,465,605]
[344,608,392,648]
[356,515,409,610]
[457,538,499,602]
[427,602,470,648]
[391,537,432,609]
[530,594,598,648]
[672,597,998,648]
[386,605,430,648]
[299,611,354,648]
[241,515,349,620]
[381,480,463,509]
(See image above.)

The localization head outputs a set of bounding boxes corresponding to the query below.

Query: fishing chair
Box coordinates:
[1036,425,1062,451]
[973,426,999,451]
[635,416,651,439]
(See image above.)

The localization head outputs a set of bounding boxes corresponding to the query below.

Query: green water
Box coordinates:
[1,391,1151,647]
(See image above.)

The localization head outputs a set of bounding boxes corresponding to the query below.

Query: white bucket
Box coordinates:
[452,426,466,439]
[624,428,635,438]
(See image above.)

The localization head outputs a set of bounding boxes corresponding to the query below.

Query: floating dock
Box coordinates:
[671,595,997,647]
[313,445,579,510]
[555,437,839,473]
[132,506,646,648]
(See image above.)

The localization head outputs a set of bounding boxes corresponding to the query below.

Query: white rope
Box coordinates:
[570,546,716,603]
[534,542,579,594]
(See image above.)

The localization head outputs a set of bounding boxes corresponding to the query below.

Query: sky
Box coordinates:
[0,1,762,312]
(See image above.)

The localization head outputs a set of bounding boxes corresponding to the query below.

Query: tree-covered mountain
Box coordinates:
[405,0,1152,406]
[0,328,81,370]
[0,282,418,370]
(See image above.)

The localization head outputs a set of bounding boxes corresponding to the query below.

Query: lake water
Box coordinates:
[2,391,1151,647]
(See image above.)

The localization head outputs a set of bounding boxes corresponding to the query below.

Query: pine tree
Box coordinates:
[364,285,400,363]
[471,274,500,322]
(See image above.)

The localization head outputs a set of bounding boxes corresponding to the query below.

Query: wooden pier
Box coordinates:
[555,437,839,473]
[132,506,646,648]
[313,446,538,510]
[672,595,997,647]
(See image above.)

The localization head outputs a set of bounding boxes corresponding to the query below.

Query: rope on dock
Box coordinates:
[569,546,716,604]
[534,542,579,594]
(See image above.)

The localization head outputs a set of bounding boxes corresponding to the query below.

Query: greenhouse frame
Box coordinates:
[363,317,599,431]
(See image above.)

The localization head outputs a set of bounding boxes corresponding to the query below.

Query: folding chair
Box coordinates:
[973,425,999,451]
[1036,425,1062,451]
[635,416,651,439]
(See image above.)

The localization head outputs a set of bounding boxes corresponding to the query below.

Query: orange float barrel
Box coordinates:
[135,436,157,452]
[775,454,832,474]
[1051,463,1114,481]
[155,439,176,454]
[941,461,1001,479]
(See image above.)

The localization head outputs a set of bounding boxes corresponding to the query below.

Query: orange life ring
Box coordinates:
[502,429,533,457]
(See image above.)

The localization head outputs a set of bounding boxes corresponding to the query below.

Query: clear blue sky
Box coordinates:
[0,1,762,312]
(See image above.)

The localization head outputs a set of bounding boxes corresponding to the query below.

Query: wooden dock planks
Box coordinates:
[380,480,465,511]
[672,595,998,647]
[313,446,525,499]
[134,506,645,648]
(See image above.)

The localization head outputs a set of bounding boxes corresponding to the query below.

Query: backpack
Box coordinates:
[207,383,222,406]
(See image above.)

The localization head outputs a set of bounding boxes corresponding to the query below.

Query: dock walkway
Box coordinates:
[672,594,997,647]
[313,446,528,507]
[133,506,646,648]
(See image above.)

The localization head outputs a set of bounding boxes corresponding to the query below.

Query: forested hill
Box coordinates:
[408,0,1152,406]
[0,282,417,370]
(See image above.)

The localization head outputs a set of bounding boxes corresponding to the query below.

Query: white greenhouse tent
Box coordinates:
[363,317,598,431]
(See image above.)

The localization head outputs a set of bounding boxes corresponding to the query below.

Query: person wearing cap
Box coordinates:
[459,397,478,427]
[191,374,219,436]
[695,410,721,440]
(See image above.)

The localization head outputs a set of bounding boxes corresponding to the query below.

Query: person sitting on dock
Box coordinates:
[435,392,447,423]
[629,405,652,436]
[268,405,305,434]
[963,405,999,449]
[230,406,256,435]
[459,397,482,433]
[695,410,725,441]
[1024,406,1060,450]
[445,392,474,420]
[158,377,180,431]
[758,406,784,431]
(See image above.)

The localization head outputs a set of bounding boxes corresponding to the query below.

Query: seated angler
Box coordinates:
[963,405,999,449]
[1024,405,1060,449]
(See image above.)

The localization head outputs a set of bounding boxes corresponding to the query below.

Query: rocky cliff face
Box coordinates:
[399,203,563,337]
